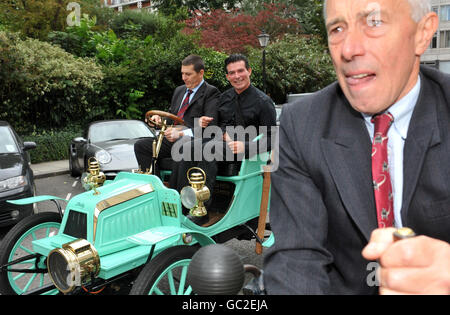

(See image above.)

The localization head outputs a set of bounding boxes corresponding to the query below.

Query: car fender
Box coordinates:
[127,226,215,249]
[7,195,67,217]
[7,195,68,205]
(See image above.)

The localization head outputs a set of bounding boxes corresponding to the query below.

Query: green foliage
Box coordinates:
[23,127,82,164]
[48,15,98,57]
[0,31,104,134]
[1,5,335,162]
[110,9,183,40]
[0,0,115,40]
[0,0,68,40]
[152,0,239,15]
[116,89,145,120]
[247,34,336,104]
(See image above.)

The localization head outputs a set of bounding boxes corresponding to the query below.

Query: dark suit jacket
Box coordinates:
[168,82,220,134]
[264,66,450,295]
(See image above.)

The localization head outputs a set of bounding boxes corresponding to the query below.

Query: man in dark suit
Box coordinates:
[134,54,220,185]
[264,0,449,294]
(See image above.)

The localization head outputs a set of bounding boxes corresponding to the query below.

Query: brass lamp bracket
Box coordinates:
[83,157,106,195]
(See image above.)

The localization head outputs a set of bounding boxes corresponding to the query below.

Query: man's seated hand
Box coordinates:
[223,132,245,154]
[165,126,185,142]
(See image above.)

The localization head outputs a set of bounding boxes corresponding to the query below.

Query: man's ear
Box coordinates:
[415,12,439,56]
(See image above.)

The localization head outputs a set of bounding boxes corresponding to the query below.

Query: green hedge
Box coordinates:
[0,31,104,134]
[22,128,82,164]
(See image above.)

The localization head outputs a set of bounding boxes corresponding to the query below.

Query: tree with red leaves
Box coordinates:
[183,3,301,54]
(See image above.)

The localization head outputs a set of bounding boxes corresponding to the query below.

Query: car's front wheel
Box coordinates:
[69,147,81,177]
[0,212,61,295]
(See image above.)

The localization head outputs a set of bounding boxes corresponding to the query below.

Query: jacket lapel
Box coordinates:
[171,86,187,114]
[321,98,377,241]
[401,74,441,223]
[186,82,206,111]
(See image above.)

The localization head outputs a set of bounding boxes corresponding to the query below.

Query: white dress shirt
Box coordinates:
[179,80,205,137]
[362,76,421,227]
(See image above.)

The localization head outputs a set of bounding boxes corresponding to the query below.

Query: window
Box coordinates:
[441,5,450,21]
[430,32,438,49]
[439,30,450,48]
[0,127,18,154]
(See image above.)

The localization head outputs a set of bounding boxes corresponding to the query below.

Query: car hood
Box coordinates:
[96,139,139,160]
[0,153,25,180]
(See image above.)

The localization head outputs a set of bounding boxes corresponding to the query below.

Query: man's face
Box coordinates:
[181,64,204,89]
[326,0,424,115]
[226,61,252,94]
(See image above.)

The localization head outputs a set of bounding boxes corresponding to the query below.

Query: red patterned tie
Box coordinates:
[177,89,193,120]
[371,113,394,228]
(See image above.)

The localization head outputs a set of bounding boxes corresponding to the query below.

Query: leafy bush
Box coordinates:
[247,34,336,103]
[110,9,184,41]
[0,31,104,134]
[23,128,82,164]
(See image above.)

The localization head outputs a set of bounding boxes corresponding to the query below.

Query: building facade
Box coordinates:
[421,0,450,73]
[102,0,153,12]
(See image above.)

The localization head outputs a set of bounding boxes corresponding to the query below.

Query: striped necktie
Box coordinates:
[177,89,193,120]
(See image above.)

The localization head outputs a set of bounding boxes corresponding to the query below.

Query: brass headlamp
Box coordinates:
[180,167,210,218]
[47,239,100,294]
[83,157,106,194]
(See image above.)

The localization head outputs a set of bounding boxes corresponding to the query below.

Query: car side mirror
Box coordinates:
[73,137,87,144]
[23,141,36,151]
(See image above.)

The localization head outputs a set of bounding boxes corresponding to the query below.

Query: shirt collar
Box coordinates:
[234,84,253,98]
[362,76,421,139]
[188,80,205,94]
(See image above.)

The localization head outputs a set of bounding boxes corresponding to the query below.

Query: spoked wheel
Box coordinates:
[0,212,61,295]
[130,245,198,295]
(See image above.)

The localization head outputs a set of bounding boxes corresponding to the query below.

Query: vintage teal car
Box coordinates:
[0,134,273,295]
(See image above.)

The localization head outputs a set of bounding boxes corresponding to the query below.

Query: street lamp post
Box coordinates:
[258,31,270,94]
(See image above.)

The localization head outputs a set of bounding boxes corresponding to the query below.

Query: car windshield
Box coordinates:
[89,121,154,143]
[0,126,18,153]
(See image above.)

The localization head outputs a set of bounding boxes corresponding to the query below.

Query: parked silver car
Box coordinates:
[69,120,155,178]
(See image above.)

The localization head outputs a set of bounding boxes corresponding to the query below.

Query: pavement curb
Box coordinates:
[33,169,70,180]
[31,160,70,180]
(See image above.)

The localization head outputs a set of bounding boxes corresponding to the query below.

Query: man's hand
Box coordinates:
[223,132,245,154]
[146,114,162,125]
[198,116,214,128]
[362,228,450,295]
[165,127,183,143]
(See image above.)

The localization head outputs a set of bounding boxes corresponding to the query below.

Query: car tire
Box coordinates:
[69,148,81,177]
[0,212,62,295]
[130,245,199,295]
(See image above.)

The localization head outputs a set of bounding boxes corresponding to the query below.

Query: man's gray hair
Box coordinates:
[323,0,431,23]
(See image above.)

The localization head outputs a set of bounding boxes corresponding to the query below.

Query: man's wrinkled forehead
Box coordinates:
[325,0,408,21]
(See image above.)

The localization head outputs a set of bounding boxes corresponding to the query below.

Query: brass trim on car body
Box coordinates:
[93,184,154,243]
